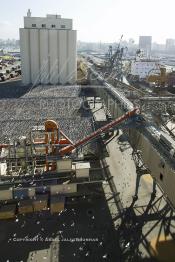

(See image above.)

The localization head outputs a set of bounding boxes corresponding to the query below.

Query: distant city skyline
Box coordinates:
[0,38,173,47]
[0,0,175,44]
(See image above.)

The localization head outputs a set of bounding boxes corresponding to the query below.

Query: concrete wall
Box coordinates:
[49,30,59,84]
[40,30,49,84]
[67,30,77,84]
[30,29,40,85]
[58,30,68,84]
[20,29,31,85]
[129,129,175,207]
[20,27,77,85]
[24,16,72,30]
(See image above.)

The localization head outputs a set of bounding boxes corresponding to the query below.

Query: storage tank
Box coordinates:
[30,29,40,85]
[58,30,68,84]
[40,30,49,84]
[20,28,31,84]
[49,30,59,84]
[67,30,77,84]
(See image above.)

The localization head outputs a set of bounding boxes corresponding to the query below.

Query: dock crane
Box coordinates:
[105,35,127,81]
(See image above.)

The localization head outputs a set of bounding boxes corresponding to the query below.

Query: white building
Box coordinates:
[130,59,160,79]
[20,10,77,85]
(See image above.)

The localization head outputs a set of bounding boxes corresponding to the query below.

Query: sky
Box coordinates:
[0,0,174,43]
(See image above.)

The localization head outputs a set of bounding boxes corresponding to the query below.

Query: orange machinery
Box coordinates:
[147,67,167,87]
[147,67,175,88]
[0,108,138,172]
[29,108,138,171]
[43,120,74,171]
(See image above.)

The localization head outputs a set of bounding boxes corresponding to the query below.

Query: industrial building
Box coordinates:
[130,59,160,79]
[20,10,77,85]
[139,36,152,58]
[166,38,175,52]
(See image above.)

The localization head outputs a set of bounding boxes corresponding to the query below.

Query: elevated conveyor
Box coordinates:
[88,66,175,208]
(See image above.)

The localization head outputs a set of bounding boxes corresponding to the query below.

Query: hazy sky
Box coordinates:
[0,0,174,43]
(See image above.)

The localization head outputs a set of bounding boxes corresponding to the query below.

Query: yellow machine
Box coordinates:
[77,59,88,84]
[147,67,167,87]
[147,67,175,90]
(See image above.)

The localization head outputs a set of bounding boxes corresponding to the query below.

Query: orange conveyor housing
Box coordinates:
[59,108,138,156]
[44,120,74,171]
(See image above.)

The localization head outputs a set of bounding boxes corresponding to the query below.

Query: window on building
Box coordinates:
[42,24,46,28]
[61,25,66,29]
[32,24,36,27]
[51,24,56,28]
